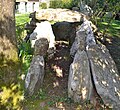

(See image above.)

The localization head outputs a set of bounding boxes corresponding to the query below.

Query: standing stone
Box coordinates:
[25,55,45,96]
[79,1,93,16]
[68,50,93,102]
[70,18,96,57]
[70,31,86,57]
[34,38,49,56]
[79,17,96,48]
[87,44,120,109]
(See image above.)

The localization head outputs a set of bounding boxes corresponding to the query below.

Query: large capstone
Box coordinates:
[36,8,82,22]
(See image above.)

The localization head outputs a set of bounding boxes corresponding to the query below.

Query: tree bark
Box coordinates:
[0,0,19,85]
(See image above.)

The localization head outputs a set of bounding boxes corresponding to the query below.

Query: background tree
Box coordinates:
[0,0,18,82]
[0,1,22,109]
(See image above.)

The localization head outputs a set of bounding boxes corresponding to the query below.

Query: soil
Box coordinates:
[44,41,76,109]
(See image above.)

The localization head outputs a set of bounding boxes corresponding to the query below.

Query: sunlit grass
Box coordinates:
[15,14,30,26]
[15,14,30,41]
[15,14,33,72]
[97,18,120,37]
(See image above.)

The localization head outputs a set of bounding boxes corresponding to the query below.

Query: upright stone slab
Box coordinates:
[70,18,96,57]
[34,38,49,56]
[87,44,120,109]
[79,18,96,48]
[70,31,86,57]
[25,55,45,96]
[68,50,93,102]
[80,1,93,16]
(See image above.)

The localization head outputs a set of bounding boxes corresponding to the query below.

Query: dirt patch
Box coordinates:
[43,41,76,109]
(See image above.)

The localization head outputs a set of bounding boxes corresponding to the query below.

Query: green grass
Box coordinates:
[97,18,120,37]
[16,14,33,75]
[15,14,30,39]
[15,14,30,26]
[97,17,120,73]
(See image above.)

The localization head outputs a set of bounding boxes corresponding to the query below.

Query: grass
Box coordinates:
[15,14,30,25]
[97,17,120,73]
[15,13,30,40]
[97,18,120,37]
[15,13,33,73]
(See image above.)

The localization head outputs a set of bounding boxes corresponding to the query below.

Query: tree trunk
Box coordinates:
[0,0,19,85]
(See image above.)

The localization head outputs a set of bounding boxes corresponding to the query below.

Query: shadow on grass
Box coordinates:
[97,18,120,74]
[105,36,120,74]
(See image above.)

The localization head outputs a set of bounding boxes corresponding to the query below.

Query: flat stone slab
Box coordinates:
[36,8,83,22]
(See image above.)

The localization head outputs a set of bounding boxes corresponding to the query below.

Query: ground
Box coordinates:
[23,34,120,110]
[16,14,120,110]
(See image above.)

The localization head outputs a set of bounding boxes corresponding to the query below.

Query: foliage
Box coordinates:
[49,0,73,9]
[16,14,30,43]
[0,83,24,110]
[61,0,73,9]
[33,89,47,100]
[15,14,30,25]
[40,2,47,9]
[72,0,81,7]
[15,14,33,72]
[19,41,33,74]
[97,18,120,37]
[49,0,62,8]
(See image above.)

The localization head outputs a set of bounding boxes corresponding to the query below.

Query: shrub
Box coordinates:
[40,2,47,9]
[49,0,62,8]
[61,0,73,9]
[49,0,73,9]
